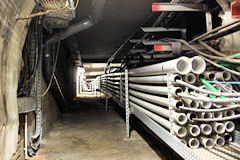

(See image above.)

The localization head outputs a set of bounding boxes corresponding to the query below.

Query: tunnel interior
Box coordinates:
[1,0,240,160]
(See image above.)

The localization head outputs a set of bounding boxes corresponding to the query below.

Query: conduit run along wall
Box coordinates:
[0,1,60,160]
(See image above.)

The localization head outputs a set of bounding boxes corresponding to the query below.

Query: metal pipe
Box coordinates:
[129,83,182,96]
[130,101,187,137]
[212,122,226,134]
[183,73,197,84]
[129,74,182,84]
[200,124,212,136]
[190,56,206,74]
[187,124,200,137]
[129,57,191,76]
[187,138,200,149]
[212,135,225,146]
[200,137,215,149]
[129,89,183,109]
[224,121,235,132]
[214,71,231,81]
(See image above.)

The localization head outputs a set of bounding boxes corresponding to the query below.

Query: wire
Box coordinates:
[176,39,240,64]
[190,19,240,43]
[179,105,240,113]
[178,92,240,103]
[16,1,69,20]
[207,81,240,84]
[198,41,226,57]
[40,38,61,97]
[202,57,240,76]
[176,80,240,97]
[193,114,240,122]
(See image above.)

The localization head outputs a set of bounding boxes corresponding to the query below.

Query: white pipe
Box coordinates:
[129,74,182,84]
[129,95,187,125]
[187,138,200,149]
[223,110,235,117]
[187,112,198,123]
[200,137,215,149]
[200,101,212,109]
[224,121,235,132]
[213,112,223,118]
[212,135,225,146]
[130,101,187,137]
[214,71,231,81]
[199,112,213,119]
[182,98,199,108]
[200,124,212,135]
[129,83,182,96]
[170,112,188,125]
[172,125,187,138]
[183,73,197,84]
[190,56,206,74]
[212,122,226,134]
[129,89,183,109]
[199,71,215,80]
[129,56,191,76]
[223,133,233,142]
[187,125,200,137]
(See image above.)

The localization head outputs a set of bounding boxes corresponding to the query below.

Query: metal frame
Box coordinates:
[125,69,130,138]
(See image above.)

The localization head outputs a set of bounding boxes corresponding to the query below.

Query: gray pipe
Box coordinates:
[129,83,182,96]
[129,74,182,84]
[129,57,191,76]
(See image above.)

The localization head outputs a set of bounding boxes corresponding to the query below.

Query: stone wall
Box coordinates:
[0,1,61,160]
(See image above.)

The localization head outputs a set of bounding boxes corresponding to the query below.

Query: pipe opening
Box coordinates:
[190,126,200,136]
[214,112,222,118]
[216,137,225,146]
[199,74,204,79]
[203,113,212,119]
[206,139,214,148]
[209,73,215,80]
[176,59,190,74]
[175,88,183,95]
[174,75,182,82]
[190,101,199,108]
[223,72,231,81]
[216,124,225,133]
[176,101,183,109]
[202,125,212,135]
[189,113,197,120]
[201,102,212,109]
[191,57,206,74]
[177,127,187,137]
[224,134,232,142]
[178,114,187,124]
[189,138,200,148]
[225,121,235,132]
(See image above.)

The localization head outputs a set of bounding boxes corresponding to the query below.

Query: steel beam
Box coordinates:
[152,3,207,12]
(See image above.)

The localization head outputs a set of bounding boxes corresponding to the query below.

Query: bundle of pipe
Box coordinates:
[97,56,238,149]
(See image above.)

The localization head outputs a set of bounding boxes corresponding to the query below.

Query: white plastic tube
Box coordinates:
[212,122,226,134]
[200,124,212,135]
[187,138,200,149]
[129,56,191,76]
[224,121,235,132]
[212,135,225,146]
[183,73,197,84]
[187,125,200,137]
[200,137,215,149]
[190,56,206,74]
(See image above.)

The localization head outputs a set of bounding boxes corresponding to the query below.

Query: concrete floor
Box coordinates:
[30,98,181,160]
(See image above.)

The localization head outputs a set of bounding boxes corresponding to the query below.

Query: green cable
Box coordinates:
[200,78,240,112]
